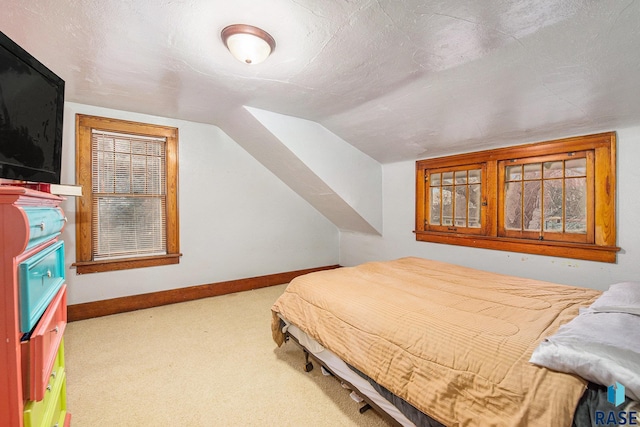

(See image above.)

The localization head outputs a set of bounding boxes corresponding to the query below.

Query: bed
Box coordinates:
[271,257,640,426]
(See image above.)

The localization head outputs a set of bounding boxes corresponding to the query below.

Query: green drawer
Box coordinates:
[23,368,67,427]
[19,241,65,333]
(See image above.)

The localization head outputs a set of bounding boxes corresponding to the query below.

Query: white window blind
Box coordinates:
[91,130,167,260]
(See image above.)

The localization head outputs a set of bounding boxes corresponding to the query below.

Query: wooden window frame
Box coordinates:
[415,132,619,263]
[74,114,181,274]
[497,150,594,244]
[422,163,488,236]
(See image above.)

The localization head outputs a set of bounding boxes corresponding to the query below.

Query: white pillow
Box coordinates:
[529,310,640,401]
[589,282,640,315]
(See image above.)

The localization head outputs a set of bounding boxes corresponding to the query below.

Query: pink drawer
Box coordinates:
[22,284,67,402]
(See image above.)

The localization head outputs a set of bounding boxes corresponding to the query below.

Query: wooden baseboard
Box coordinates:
[67,264,340,322]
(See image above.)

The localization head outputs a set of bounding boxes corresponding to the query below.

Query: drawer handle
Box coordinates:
[63,216,68,222]
[47,270,52,278]
[39,222,46,231]
[46,384,52,392]
[51,326,59,334]
[51,370,57,378]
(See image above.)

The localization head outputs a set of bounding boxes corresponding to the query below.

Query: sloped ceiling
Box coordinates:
[2,0,639,232]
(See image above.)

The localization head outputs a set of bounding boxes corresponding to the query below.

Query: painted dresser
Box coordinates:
[0,186,71,427]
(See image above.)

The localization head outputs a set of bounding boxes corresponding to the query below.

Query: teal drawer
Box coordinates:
[19,241,65,333]
[23,207,66,250]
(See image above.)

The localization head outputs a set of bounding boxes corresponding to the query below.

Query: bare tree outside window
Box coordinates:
[503,155,587,239]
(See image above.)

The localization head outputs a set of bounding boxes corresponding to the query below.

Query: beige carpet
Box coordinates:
[65,284,393,426]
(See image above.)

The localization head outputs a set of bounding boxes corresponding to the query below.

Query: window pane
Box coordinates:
[115,153,131,193]
[442,186,453,225]
[504,182,522,230]
[97,136,113,151]
[543,161,563,178]
[132,155,147,194]
[523,181,541,231]
[430,173,441,187]
[455,186,467,226]
[96,151,114,193]
[95,196,166,259]
[114,138,130,153]
[148,141,162,156]
[524,163,541,180]
[455,171,467,184]
[543,179,563,232]
[506,165,522,181]
[147,156,163,194]
[442,172,454,185]
[544,179,564,233]
[468,184,481,228]
[430,187,441,224]
[468,169,481,184]
[565,177,587,233]
[566,158,587,177]
[132,140,146,155]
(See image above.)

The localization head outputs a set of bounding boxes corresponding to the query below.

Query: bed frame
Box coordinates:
[284,329,404,426]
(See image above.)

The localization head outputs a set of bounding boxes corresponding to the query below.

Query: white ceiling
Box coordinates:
[2,0,639,164]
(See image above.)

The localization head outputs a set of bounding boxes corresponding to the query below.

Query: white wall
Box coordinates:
[246,107,383,234]
[60,103,339,305]
[340,126,640,291]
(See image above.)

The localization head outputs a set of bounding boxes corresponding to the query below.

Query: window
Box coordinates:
[424,164,486,235]
[498,151,593,244]
[75,115,180,274]
[415,132,618,263]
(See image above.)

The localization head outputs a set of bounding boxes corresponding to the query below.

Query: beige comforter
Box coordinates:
[271,257,602,427]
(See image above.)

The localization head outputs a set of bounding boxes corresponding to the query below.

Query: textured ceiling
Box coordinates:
[2,0,639,163]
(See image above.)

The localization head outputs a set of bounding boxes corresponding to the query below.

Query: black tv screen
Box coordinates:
[0,30,65,184]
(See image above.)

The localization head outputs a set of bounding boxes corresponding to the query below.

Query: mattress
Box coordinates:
[272,257,602,426]
[281,316,638,427]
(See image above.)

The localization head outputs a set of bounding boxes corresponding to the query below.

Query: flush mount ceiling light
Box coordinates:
[221,24,276,65]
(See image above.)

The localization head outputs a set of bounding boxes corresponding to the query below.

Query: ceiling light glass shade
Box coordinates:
[221,24,276,65]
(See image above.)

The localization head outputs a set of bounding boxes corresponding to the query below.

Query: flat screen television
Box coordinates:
[0,30,65,184]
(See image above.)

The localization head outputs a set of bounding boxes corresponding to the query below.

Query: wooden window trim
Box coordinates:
[74,114,181,274]
[415,132,619,263]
